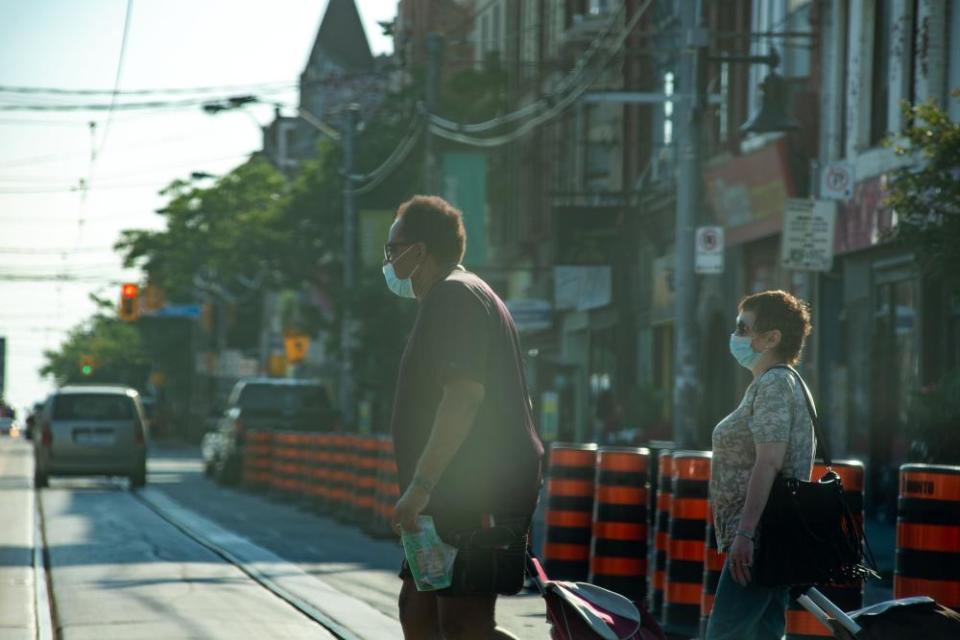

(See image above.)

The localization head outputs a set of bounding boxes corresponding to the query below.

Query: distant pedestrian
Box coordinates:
[385,196,544,640]
[706,290,815,640]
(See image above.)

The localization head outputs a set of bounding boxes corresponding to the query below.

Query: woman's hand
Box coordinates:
[728,533,754,586]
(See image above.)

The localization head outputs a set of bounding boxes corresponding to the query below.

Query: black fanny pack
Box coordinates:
[445,516,531,595]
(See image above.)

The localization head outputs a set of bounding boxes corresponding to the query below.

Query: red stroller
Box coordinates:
[526,555,665,640]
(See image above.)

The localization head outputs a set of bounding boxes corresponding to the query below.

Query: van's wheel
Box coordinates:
[34,471,48,488]
[130,465,147,489]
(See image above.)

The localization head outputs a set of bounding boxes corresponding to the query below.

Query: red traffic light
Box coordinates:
[121,283,139,299]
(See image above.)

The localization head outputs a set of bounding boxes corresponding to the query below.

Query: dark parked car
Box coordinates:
[206,378,338,484]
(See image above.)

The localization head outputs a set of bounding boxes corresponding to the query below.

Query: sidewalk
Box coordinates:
[0,439,38,640]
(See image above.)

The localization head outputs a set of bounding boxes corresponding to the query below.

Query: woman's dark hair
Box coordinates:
[394,195,466,264]
[739,290,812,365]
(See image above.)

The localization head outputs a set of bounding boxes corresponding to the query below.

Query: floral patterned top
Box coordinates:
[710,367,816,551]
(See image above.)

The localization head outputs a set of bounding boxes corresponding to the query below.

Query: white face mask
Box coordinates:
[382,245,419,299]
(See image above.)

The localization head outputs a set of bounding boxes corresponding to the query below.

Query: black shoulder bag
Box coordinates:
[752,365,876,587]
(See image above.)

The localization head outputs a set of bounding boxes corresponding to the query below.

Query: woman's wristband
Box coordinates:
[736,529,755,542]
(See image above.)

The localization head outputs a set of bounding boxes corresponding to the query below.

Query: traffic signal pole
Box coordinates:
[339,105,360,429]
[672,0,706,448]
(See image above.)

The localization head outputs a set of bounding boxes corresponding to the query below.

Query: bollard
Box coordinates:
[700,504,722,638]
[895,463,960,610]
[589,446,650,602]
[544,442,598,581]
[786,459,865,639]
[648,449,673,617]
[662,450,711,638]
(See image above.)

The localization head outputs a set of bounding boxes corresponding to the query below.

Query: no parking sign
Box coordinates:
[695,226,724,274]
[821,161,855,201]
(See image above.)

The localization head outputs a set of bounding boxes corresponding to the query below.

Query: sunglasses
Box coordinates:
[383,242,412,262]
[735,319,754,337]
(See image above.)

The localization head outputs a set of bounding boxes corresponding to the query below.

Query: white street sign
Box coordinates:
[781,199,838,272]
[821,161,855,201]
[695,226,725,274]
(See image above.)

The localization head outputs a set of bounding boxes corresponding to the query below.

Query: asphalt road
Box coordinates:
[0,438,551,640]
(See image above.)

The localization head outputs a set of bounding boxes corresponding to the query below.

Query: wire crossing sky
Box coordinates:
[0,0,396,410]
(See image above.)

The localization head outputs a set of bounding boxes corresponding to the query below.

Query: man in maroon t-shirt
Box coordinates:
[385,195,543,640]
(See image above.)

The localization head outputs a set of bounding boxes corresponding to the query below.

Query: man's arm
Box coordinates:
[412,378,486,488]
[391,378,486,532]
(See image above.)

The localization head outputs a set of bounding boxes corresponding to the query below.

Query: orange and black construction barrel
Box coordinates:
[662,450,711,638]
[588,446,650,602]
[303,433,332,510]
[242,429,273,490]
[895,463,960,610]
[350,436,380,526]
[269,431,298,496]
[367,436,398,537]
[786,459,866,640]
[648,449,673,617]
[700,503,723,638]
[544,442,598,581]
[326,433,352,514]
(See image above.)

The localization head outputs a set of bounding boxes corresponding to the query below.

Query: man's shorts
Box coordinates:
[398,511,530,597]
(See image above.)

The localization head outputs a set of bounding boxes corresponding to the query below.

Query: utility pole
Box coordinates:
[340,104,360,430]
[425,32,443,193]
[672,0,707,449]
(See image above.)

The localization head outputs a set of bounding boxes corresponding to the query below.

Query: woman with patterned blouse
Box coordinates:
[706,290,815,640]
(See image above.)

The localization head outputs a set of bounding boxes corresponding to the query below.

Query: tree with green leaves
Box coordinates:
[41,295,149,388]
[887,92,960,291]
[888,92,960,463]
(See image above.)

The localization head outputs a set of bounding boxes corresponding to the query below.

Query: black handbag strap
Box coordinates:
[756,364,832,467]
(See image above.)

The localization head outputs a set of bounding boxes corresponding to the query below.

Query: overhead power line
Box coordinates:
[428,0,654,147]
[0,81,296,96]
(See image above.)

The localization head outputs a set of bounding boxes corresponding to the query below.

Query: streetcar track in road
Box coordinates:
[130,487,388,640]
[31,473,56,640]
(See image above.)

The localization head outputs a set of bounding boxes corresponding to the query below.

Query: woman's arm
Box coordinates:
[727,441,787,585]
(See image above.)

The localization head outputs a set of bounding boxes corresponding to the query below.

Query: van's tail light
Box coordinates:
[41,422,52,446]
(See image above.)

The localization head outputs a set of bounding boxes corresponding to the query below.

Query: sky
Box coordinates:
[0,0,397,413]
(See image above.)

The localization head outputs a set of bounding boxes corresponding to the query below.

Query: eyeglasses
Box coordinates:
[383,242,411,262]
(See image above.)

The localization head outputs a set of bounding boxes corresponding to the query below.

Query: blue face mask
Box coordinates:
[729,333,761,370]
[382,252,418,299]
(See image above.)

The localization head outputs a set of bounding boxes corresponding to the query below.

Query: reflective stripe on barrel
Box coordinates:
[700,504,722,638]
[589,446,650,601]
[545,442,598,581]
[367,436,397,537]
[663,450,711,638]
[895,463,960,609]
[786,459,865,639]
[649,449,673,617]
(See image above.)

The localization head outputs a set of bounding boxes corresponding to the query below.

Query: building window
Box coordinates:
[870,0,894,145]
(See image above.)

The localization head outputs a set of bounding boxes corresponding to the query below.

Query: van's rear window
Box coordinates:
[53,394,135,420]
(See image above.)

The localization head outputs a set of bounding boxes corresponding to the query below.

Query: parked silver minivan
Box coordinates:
[34,385,149,488]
